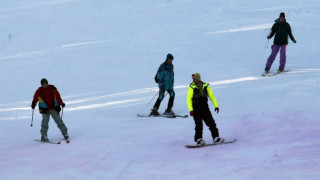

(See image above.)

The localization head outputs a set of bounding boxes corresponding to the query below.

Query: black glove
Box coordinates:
[267,36,271,39]
[215,107,219,113]
[31,102,36,109]
[292,39,297,43]
[61,103,65,108]
[154,74,159,83]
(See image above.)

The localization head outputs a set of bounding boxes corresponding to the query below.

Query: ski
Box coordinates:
[268,70,289,76]
[34,139,61,144]
[262,70,289,77]
[65,139,70,143]
[185,139,237,148]
[261,72,271,76]
[137,114,188,118]
[161,114,188,118]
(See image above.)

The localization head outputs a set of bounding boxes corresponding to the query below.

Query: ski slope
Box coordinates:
[1,0,320,179]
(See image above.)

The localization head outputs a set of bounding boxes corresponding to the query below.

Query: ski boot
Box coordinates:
[149,107,160,116]
[214,137,225,144]
[278,67,284,74]
[196,138,206,145]
[41,136,49,142]
[63,133,70,143]
[262,67,270,76]
[163,108,174,115]
[63,133,69,140]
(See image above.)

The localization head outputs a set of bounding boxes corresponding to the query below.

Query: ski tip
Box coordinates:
[57,141,61,144]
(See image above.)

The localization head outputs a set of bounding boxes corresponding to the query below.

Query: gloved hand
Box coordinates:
[215,108,219,113]
[190,111,194,117]
[154,74,159,83]
[292,39,297,43]
[267,36,271,39]
[61,103,65,108]
[31,102,36,109]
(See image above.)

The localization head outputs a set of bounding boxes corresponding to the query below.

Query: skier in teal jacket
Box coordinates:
[150,53,175,116]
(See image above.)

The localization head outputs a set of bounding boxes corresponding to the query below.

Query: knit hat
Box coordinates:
[40,78,48,85]
[279,12,285,18]
[166,53,174,60]
[192,73,201,80]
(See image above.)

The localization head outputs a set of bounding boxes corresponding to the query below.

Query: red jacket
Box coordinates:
[32,85,63,113]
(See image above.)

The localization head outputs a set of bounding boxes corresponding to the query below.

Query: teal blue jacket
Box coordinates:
[156,61,174,90]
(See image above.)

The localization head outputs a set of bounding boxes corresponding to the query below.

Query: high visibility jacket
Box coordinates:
[186,82,218,112]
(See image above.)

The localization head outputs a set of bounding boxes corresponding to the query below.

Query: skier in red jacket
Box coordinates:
[31,78,69,142]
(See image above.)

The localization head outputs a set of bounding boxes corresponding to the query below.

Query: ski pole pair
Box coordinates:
[30,107,64,127]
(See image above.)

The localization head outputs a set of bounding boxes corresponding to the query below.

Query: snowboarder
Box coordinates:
[31,78,69,142]
[186,73,224,145]
[264,12,296,74]
[150,53,175,116]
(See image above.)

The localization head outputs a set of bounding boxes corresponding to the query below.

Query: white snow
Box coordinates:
[1,0,320,179]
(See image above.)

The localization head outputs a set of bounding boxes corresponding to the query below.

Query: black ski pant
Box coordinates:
[153,89,175,110]
[193,108,219,142]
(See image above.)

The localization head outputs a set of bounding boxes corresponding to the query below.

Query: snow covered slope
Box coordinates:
[0,0,320,179]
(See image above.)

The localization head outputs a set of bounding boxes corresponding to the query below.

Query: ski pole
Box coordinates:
[264,28,271,49]
[138,91,159,114]
[61,107,64,120]
[30,109,34,127]
[265,39,270,49]
[138,91,168,115]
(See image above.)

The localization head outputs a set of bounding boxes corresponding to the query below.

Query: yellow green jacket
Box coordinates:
[186,82,218,112]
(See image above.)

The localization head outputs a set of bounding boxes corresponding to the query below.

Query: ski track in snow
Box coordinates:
[0,0,84,13]
[207,24,274,34]
[0,40,110,61]
[0,21,290,61]
[1,69,320,121]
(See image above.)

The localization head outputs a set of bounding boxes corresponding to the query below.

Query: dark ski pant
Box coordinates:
[266,45,287,70]
[41,109,68,137]
[153,89,175,110]
[193,108,219,142]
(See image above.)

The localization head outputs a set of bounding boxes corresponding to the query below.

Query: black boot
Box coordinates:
[164,108,174,115]
[63,133,69,140]
[149,107,160,116]
[278,67,284,73]
[41,136,49,142]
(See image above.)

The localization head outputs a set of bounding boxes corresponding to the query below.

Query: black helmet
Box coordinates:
[166,53,174,60]
[40,78,48,85]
